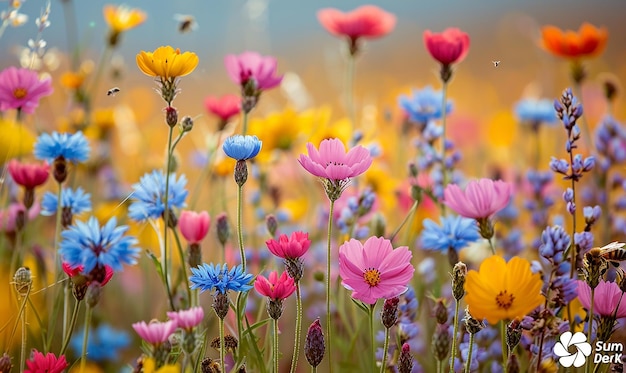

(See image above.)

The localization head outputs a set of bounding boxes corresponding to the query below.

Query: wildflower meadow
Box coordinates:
[2,1,626,372]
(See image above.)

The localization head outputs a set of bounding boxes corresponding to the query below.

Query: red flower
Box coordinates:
[423,28,470,66]
[25,350,68,373]
[8,159,49,190]
[204,94,241,123]
[265,231,311,260]
[178,210,210,244]
[317,5,396,40]
[62,262,114,286]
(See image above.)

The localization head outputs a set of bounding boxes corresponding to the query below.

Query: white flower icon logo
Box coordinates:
[553,331,592,368]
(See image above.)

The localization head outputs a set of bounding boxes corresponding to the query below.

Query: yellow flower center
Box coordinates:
[13,88,27,99]
[363,268,381,287]
[495,290,515,310]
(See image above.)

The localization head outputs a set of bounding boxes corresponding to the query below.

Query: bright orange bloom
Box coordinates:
[103,4,146,33]
[60,71,85,90]
[136,46,199,81]
[541,22,608,59]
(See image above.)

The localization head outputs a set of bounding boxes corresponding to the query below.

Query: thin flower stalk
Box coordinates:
[440,82,449,192]
[586,288,595,373]
[448,300,460,373]
[219,317,225,373]
[325,199,335,372]
[464,333,475,373]
[500,320,507,370]
[172,228,192,306]
[380,326,390,373]
[290,283,303,373]
[369,303,376,371]
[273,318,279,373]
[79,305,93,372]
[59,299,81,356]
[163,124,175,311]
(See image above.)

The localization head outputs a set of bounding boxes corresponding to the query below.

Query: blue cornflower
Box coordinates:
[189,263,253,294]
[421,215,480,252]
[34,131,90,163]
[398,86,453,124]
[514,98,557,126]
[222,135,262,161]
[59,216,139,273]
[128,170,188,222]
[70,324,130,362]
[40,187,92,216]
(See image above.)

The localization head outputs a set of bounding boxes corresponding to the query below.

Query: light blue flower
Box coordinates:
[514,98,557,126]
[128,170,188,222]
[70,324,130,362]
[421,215,480,251]
[222,135,262,160]
[398,86,453,124]
[59,216,139,273]
[34,131,90,163]
[40,187,92,216]
[189,263,253,294]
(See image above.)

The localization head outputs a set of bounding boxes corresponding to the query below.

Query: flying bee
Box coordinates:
[107,87,120,96]
[492,60,501,67]
[588,241,626,267]
[174,14,197,33]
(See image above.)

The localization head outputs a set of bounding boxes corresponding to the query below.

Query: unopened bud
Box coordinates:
[464,307,485,335]
[434,299,448,324]
[432,323,451,361]
[398,343,413,373]
[381,297,399,329]
[305,319,325,368]
[216,213,230,246]
[86,282,102,308]
[451,262,467,301]
[180,116,194,132]
[0,353,13,373]
[265,214,277,237]
[165,106,178,127]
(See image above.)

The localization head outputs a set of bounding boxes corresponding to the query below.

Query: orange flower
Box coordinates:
[60,71,85,90]
[541,22,608,59]
[103,4,146,34]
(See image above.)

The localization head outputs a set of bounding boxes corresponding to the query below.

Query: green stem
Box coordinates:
[380,327,390,373]
[586,288,595,373]
[346,52,356,133]
[52,182,63,277]
[500,320,507,370]
[79,306,93,373]
[290,283,303,373]
[325,199,335,373]
[242,110,249,136]
[390,200,418,243]
[369,304,376,371]
[59,299,81,356]
[273,318,279,373]
[448,299,460,373]
[487,237,496,255]
[20,297,27,373]
[219,317,225,373]
[440,81,449,214]
[63,280,70,342]
[172,228,192,306]
[26,297,46,351]
[237,184,246,271]
[163,125,175,311]
[464,333,475,373]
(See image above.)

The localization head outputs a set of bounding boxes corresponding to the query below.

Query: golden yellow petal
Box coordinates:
[136,51,157,77]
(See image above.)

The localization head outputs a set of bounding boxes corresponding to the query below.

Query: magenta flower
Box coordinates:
[266,231,311,260]
[167,306,205,331]
[339,236,414,305]
[204,94,241,124]
[132,319,178,345]
[578,280,626,318]
[255,271,296,300]
[25,350,68,373]
[423,28,470,66]
[0,66,53,114]
[443,178,512,219]
[179,210,210,244]
[224,51,283,91]
[0,202,40,232]
[8,159,49,190]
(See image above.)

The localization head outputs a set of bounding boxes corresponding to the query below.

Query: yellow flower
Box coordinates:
[103,4,146,34]
[362,164,398,212]
[307,113,352,147]
[142,357,179,373]
[213,156,237,178]
[136,46,199,81]
[248,107,311,160]
[60,71,86,90]
[465,256,544,324]
[0,118,35,160]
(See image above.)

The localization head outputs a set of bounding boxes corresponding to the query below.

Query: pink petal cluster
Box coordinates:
[62,262,114,286]
[298,138,372,181]
[443,178,512,219]
[25,350,68,373]
[266,231,311,259]
[339,236,414,305]
[578,280,626,318]
[204,94,241,122]
[167,306,204,330]
[0,66,53,114]
[132,319,178,345]
[8,159,49,189]
[224,51,283,91]
[0,202,40,232]
[317,5,396,40]
[179,210,210,244]
[254,271,296,301]
[423,28,470,66]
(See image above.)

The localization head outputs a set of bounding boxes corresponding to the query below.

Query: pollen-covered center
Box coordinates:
[363,268,381,287]
[13,88,27,99]
[495,290,515,310]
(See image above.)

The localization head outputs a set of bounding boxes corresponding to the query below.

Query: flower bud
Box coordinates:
[434,299,448,324]
[398,343,413,373]
[451,262,467,301]
[381,297,399,329]
[432,323,450,361]
[0,352,13,373]
[180,115,193,132]
[234,160,248,187]
[165,106,178,127]
[305,319,325,368]
[212,292,230,320]
[506,354,520,373]
[464,307,485,335]
[284,258,304,283]
[265,214,277,237]
[216,213,230,246]
[267,298,284,320]
[210,334,238,352]
[86,282,102,308]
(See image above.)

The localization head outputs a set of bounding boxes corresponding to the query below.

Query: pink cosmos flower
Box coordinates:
[179,210,210,244]
[224,51,283,91]
[443,178,512,219]
[339,236,414,304]
[167,306,204,330]
[423,28,470,66]
[0,67,53,114]
[62,262,114,286]
[204,94,241,123]
[317,5,396,44]
[8,159,49,190]
[132,319,178,345]
[578,280,626,318]
[25,350,68,373]
[0,202,40,232]
[298,138,372,181]
[254,271,296,300]
[266,231,311,259]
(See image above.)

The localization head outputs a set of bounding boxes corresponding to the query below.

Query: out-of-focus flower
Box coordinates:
[224,51,283,91]
[69,324,131,361]
[0,117,35,160]
[204,94,240,125]
[444,179,513,219]
[222,135,262,161]
[1,8,28,27]
[398,86,453,125]
[317,5,396,55]
[136,46,198,81]
[0,202,40,233]
[128,170,188,222]
[24,350,68,373]
[541,23,608,59]
[423,28,470,66]
[0,66,53,114]
[189,263,253,294]
[178,210,210,244]
[33,131,90,164]
[255,271,296,300]
[248,107,312,157]
[8,159,49,190]
[132,320,177,345]
[62,262,114,286]
[577,280,626,318]
[167,306,205,330]
[59,216,139,274]
[339,236,414,304]
[421,215,481,252]
[103,4,146,46]
[60,70,87,90]
[465,256,544,324]
[41,187,92,217]
[142,357,179,373]
[514,98,557,126]
[266,231,311,259]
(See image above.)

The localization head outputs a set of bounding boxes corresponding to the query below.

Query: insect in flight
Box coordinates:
[174,14,197,33]
[589,241,626,267]
[107,87,120,96]
[492,61,501,67]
